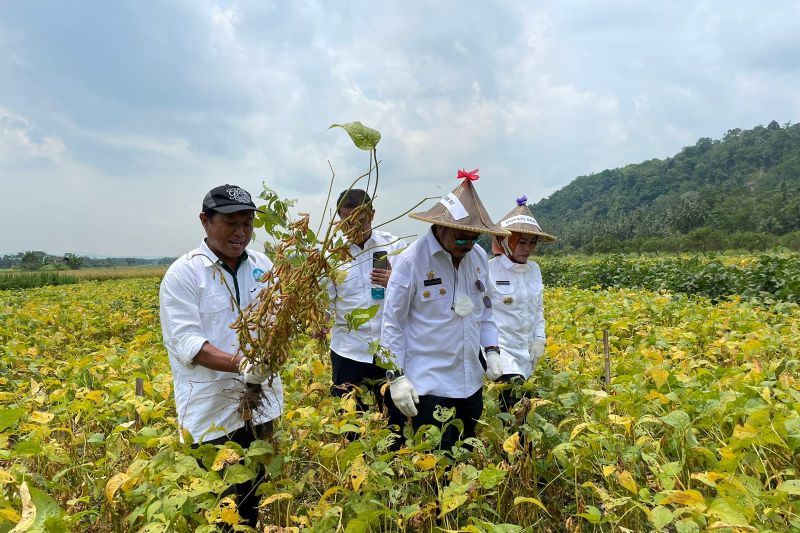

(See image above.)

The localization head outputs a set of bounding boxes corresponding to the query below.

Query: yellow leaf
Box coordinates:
[732,423,758,440]
[206,496,239,526]
[570,422,589,440]
[304,382,327,395]
[30,411,55,424]
[349,455,368,491]
[650,367,669,389]
[602,465,615,478]
[438,492,468,518]
[211,448,242,471]
[105,473,129,503]
[49,389,67,401]
[0,393,13,401]
[718,447,736,460]
[513,496,549,513]
[12,482,35,532]
[84,390,104,402]
[503,432,520,454]
[413,454,438,471]
[260,492,293,507]
[608,414,633,433]
[659,489,706,508]
[311,359,327,378]
[759,387,771,402]
[616,470,638,494]
[0,508,21,523]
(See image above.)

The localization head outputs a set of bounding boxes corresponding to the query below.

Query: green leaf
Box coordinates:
[18,483,67,532]
[329,121,381,150]
[344,517,370,533]
[14,438,42,456]
[707,497,749,526]
[660,410,691,432]
[0,408,23,432]
[222,463,255,486]
[345,305,379,331]
[577,505,602,524]
[650,505,673,531]
[478,464,506,489]
[438,491,468,518]
[776,479,800,495]
[674,517,700,533]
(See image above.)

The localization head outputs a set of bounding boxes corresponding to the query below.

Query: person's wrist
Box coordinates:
[386,369,404,381]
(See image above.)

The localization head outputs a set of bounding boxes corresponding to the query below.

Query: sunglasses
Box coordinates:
[475,279,492,309]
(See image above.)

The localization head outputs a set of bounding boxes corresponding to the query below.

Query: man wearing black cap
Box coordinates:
[159,184,284,527]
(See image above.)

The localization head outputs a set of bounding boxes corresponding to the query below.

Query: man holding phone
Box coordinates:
[324,188,407,439]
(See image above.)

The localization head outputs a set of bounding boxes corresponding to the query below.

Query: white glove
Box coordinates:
[389,376,419,417]
[529,337,546,366]
[485,350,503,381]
[240,361,268,385]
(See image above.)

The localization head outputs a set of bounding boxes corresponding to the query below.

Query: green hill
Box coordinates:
[531,121,800,253]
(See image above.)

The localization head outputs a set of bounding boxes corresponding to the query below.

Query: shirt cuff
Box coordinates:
[178,335,209,367]
[479,328,498,348]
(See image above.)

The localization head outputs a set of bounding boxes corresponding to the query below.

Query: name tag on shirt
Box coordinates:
[423,278,442,287]
[496,280,511,286]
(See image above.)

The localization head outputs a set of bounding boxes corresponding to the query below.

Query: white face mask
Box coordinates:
[453,293,475,316]
[510,262,530,273]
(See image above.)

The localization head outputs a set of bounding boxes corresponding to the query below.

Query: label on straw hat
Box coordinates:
[438,192,469,221]
[501,215,538,227]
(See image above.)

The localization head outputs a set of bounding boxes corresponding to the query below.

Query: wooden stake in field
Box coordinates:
[134,377,144,428]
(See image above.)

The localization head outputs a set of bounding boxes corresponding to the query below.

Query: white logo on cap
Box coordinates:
[227,187,252,203]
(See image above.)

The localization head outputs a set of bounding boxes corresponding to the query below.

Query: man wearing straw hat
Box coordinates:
[380,168,510,450]
[488,195,557,411]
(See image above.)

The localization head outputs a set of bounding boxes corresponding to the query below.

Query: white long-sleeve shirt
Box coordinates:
[159,240,284,442]
[488,254,545,378]
[327,230,407,363]
[381,228,498,398]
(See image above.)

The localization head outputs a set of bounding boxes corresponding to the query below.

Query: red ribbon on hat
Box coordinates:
[457,168,480,181]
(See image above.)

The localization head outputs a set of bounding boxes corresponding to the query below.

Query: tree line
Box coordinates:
[531,120,800,254]
[1,251,175,270]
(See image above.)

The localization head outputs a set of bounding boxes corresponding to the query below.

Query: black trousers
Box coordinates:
[195,420,273,527]
[412,387,484,451]
[330,350,406,441]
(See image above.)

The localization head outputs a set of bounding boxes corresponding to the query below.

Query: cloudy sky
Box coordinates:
[1,1,798,257]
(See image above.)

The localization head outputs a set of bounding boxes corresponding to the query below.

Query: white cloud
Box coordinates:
[0,107,66,165]
[1,0,799,255]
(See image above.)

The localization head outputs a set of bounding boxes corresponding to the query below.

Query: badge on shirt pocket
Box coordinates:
[419,283,448,302]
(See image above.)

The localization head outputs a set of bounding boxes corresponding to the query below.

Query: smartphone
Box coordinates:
[371,251,388,299]
[372,250,388,270]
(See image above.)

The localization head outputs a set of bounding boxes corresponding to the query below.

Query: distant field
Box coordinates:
[0,265,167,290]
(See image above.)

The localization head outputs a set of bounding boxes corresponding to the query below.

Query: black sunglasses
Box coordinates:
[475,279,492,308]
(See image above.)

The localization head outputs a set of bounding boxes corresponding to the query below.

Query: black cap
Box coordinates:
[202,184,261,214]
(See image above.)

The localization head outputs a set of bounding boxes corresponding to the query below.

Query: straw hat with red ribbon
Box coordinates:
[409,169,510,237]
[491,195,557,255]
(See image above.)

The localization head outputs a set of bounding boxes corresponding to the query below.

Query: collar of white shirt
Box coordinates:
[194,239,248,271]
[424,227,449,258]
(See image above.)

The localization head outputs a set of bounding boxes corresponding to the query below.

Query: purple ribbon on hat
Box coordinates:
[516,195,528,206]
